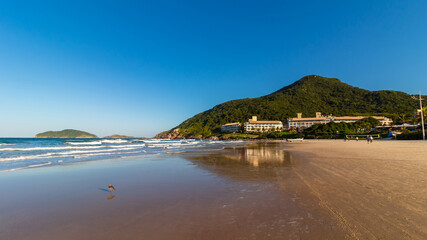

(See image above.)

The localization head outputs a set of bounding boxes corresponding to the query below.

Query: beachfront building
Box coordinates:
[287,112,393,129]
[244,116,283,132]
[221,122,242,132]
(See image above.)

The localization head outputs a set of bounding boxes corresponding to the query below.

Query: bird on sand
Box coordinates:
[108,184,116,193]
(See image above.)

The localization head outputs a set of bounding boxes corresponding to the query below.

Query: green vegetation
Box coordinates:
[354,117,380,130]
[158,75,423,138]
[266,131,300,139]
[219,132,259,140]
[303,118,388,139]
[35,129,98,138]
[396,130,424,140]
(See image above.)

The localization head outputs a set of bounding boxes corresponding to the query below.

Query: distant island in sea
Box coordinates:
[35,129,98,138]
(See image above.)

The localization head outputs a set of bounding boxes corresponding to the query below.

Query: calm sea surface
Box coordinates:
[0,138,242,172]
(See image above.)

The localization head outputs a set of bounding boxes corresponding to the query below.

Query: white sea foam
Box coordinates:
[56,147,138,155]
[71,150,146,159]
[0,168,22,173]
[0,147,144,162]
[0,161,53,172]
[143,139,162,143]
[0,145,105,151]
[0,153,55,162]
[146,142,194,148]
[101,139,128,143]
[0,139,229,173]
[28,161,52,168]
[109,144,146,148]
[66,141,102,145]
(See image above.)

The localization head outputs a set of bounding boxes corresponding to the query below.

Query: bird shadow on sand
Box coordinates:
[98,188,116,200]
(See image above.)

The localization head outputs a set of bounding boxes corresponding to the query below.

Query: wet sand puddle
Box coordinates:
[182,143,347,239]
[0,142,347,240]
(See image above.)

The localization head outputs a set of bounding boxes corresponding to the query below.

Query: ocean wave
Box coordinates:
[145,142,197,148]
[56,148,138,155]
[142,139,162,143]
[0,162,52,173]
[0,143,13,146]
[28,161,52,168]
[66,141,102,145]
[70,150,147,159]
[0,153,55,162]
[101,139,128,143]
[0,145,105,151]
[109,144,146,148]
[0,147,143,162]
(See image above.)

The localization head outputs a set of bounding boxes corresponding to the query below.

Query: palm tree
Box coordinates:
[422,107,427,120]
[398,113,409,124]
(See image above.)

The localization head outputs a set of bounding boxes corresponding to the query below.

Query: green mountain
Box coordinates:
[35,129,98,138]
[157,75,422,139]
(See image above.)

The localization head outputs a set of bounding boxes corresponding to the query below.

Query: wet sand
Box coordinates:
[0,141,426,239]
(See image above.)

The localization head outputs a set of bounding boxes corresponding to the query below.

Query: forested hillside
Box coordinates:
[157,75,421,138]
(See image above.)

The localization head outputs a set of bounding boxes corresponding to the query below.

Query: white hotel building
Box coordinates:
[287,112,393,129]
[243,116,283,132]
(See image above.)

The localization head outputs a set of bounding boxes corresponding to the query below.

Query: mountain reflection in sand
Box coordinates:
[183,143,294,182]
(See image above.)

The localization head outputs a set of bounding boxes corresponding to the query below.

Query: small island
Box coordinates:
[35,129,98,138]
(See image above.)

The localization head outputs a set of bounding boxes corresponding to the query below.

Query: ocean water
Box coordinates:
[0,138,242,172]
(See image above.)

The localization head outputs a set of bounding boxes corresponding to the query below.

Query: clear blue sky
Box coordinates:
[1,0,426,137]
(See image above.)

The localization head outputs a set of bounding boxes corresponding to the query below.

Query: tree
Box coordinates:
[422,107,427,121]
[354,117,380,130]
[397,113,410,124]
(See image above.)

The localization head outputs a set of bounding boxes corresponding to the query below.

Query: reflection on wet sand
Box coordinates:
[184,143,295,182]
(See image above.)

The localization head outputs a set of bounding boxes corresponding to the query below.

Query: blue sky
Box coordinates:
[1,0,426,137]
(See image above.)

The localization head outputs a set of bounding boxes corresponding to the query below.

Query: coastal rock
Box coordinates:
[205,136,219,140]
[155,128,186,139]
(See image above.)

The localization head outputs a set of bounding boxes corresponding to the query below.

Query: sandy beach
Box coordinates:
[0,140,426,239]
[278,140,427,239]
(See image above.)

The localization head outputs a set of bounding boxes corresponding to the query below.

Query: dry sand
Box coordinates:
[279,140,427,239]
[0,140,426,240]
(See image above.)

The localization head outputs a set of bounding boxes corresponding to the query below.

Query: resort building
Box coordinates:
[221,122,242,132]
[244,116,283,132]
[287,112,393,129]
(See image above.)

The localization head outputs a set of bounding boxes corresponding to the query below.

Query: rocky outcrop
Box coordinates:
[204,136,219,140]
[154,128,220,140]
[155,128,186,139]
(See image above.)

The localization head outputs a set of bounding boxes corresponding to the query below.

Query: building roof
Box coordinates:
[288,118,328,121]
[334,116,390,120]
[289,116,391,121]
[247,121,282,124]
[222,122,241,126]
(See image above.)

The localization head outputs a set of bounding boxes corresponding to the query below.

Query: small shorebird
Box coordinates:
[108,184,116,193]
